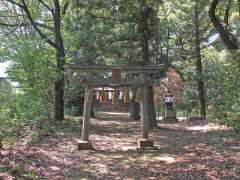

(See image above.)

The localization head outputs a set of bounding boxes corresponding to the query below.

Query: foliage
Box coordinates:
[64,86,85,116]
[204,49,240,130]
[0,163,38,179]
[0,36,55,145]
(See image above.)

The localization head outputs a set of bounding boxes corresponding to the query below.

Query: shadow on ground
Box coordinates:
[1,111,240,179]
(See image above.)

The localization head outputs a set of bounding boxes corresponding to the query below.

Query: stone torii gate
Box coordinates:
[67,64,163,150]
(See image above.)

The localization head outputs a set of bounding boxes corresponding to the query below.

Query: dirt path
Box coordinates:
[1,112,240,179]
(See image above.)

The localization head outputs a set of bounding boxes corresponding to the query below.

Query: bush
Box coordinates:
[204,49,240,131]
[0,37,55,147]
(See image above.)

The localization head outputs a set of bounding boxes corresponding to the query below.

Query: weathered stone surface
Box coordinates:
[77,141,93,150]
[138,139,154,148]
[165,110,177,122]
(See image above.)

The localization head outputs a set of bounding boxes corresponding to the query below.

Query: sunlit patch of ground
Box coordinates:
[1,111,240,179]
[159,119,230,132]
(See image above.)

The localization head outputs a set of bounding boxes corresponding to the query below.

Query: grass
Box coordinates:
[0,164,38,179]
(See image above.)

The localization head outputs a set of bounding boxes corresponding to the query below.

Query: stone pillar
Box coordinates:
[140,89,149,138]
[138,73,153,148]
[78,85,93,150]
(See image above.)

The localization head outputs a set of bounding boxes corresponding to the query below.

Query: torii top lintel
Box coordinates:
[67,64,164,88]
[67,64,163,74]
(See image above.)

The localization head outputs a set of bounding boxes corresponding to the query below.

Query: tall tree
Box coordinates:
[1,0,69,122]
[194,0,206,118]
[70,0,158,123]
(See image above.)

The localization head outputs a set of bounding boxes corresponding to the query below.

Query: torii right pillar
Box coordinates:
[78,84,93,150]
[138,73,154,148]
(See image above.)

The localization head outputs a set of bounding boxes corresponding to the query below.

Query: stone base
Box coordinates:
[138,139,154,148]
[165,110,177,122]
[77,141,93,150]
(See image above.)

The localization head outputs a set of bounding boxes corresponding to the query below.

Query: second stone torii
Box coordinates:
[67,64,163,150]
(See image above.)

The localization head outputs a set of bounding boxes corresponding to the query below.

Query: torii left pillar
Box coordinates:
[78,85,93,150]
[138,73,154,148]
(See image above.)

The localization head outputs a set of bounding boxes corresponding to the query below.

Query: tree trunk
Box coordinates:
[54,0,65,122]
[130,88,140,120]
[54,68,65,121]
[139,0,157,128]
[166,28,170,63]
[130,100,140,120]
[194,0,206,118]
[90,101,95,117]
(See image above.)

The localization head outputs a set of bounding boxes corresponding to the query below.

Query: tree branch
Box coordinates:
[62,0,70,15]
[20,0,58,49]
[5,0,24,8]
[38,0,54,14]
[0,21,54,31]
[35,22,54,31]
[223,0,231,26]
[209,0,238,50]
[0,22,27,27]
[87,10,135,23]
[0,27,17,38]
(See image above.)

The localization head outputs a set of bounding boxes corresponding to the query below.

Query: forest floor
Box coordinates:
[1,112,240,180]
